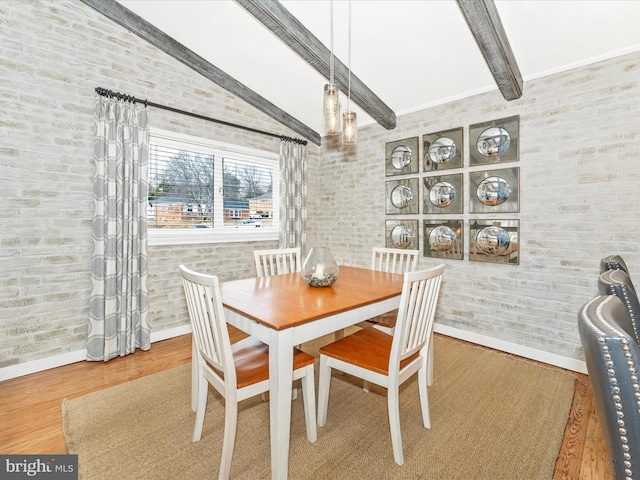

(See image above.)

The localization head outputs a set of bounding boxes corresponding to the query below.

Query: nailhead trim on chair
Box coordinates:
[623,289,640,343]
[623,338,637,479]
[606,282,640,345]
[599,338,636,480]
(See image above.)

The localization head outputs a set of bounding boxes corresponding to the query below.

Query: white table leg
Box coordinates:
[269,328,294,480]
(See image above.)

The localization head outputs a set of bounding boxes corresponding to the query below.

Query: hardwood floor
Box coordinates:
[0,331,612,479]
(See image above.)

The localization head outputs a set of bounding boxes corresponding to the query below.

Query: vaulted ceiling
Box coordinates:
[89,1,640,145]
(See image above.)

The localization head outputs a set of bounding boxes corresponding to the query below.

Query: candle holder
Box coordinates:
[302,247,339,287]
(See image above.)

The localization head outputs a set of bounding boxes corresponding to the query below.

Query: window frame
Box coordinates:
[148,128,279,246]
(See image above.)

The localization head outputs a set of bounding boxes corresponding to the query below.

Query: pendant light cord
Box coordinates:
[347,1,351,111]
[329,0,334,84]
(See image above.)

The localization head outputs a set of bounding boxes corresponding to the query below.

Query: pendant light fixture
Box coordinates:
[323,0,341,136]
[342,0,357,145]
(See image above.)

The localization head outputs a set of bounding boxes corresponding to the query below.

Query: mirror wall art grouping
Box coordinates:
[384,115,520,265]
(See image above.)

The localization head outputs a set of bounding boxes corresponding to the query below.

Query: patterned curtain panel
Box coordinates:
[279,139,307,252]
[88,95,151,361]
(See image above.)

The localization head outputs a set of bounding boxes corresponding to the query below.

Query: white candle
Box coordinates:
[315,263,325,278]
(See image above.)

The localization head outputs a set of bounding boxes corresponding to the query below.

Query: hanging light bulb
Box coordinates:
[342,111,357,144]
[323,84,340,136]
[342,1,357,145]
[323,0,341,136]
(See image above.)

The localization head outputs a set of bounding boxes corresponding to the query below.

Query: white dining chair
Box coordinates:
[254,247,301,277]
[179,264,317,480]
[317,264,445,465]
[371,246,419,275]
[357,247,434,390]
[361,247,420,331]
[253,246,304,398]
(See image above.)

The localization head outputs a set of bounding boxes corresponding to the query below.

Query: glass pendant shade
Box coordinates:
[323,83,341,136]
[342,111,357,145]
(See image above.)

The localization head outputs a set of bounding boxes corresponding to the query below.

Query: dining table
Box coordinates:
[217,265,404,480]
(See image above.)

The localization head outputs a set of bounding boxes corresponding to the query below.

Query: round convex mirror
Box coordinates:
[475,226,510,256]
[390,145,412,169]
[390,185,413,209]
[429,181,456,208]
[428,137,456,164]
[476,127,510,157]
[429,226,457,252]
[390,225,413,249]
[476,176,511,206]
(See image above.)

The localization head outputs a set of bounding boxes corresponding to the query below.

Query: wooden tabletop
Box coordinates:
[219,266,404,330]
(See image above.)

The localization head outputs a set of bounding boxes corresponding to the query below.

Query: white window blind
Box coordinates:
[148,129,279,245]
[148,143,215,228]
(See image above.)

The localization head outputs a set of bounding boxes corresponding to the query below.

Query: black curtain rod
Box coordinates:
[94,87,308,146]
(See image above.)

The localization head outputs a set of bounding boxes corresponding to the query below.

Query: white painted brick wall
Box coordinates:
[0,1,319,371]
[318,52,640,360]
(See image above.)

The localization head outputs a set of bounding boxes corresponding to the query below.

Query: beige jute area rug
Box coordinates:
[62,336,576,480]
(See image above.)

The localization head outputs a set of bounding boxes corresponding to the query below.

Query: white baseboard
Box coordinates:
[434,324,588,374]
[0,324,193,382]
[0,349,89,382]
[0,322,586,382]
[150,324,192,342]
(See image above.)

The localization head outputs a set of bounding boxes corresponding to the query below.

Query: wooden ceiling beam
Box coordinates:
[80,0,321,145]
[235,0,397,131]
[456,0,523,101]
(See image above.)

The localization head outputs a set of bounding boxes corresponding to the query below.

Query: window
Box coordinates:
[148,129,279,245]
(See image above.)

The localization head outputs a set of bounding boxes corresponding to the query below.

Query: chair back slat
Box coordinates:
[371,247,419,274]
[254,247,301,277]
[179,265,235,384]
[392,265,445,364]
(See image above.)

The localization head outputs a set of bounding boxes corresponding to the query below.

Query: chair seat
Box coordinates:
[212,336,315,389]
[319,327,419,376]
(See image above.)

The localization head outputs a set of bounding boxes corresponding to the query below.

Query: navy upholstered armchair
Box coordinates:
[601,254,630,275]
[579,294,640,480]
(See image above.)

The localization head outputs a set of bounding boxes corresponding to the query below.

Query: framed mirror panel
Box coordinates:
[469,219,519,265]
[423,173,463,214]
[469,115,519,166]
[385,137,419,176]
[469,167,519,213]
[424,219,463,260]
[386,178,419,214]
[423,127,463,171]
[385,220,419,250]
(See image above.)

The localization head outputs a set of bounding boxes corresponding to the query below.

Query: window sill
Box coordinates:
[148,228,279,246]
